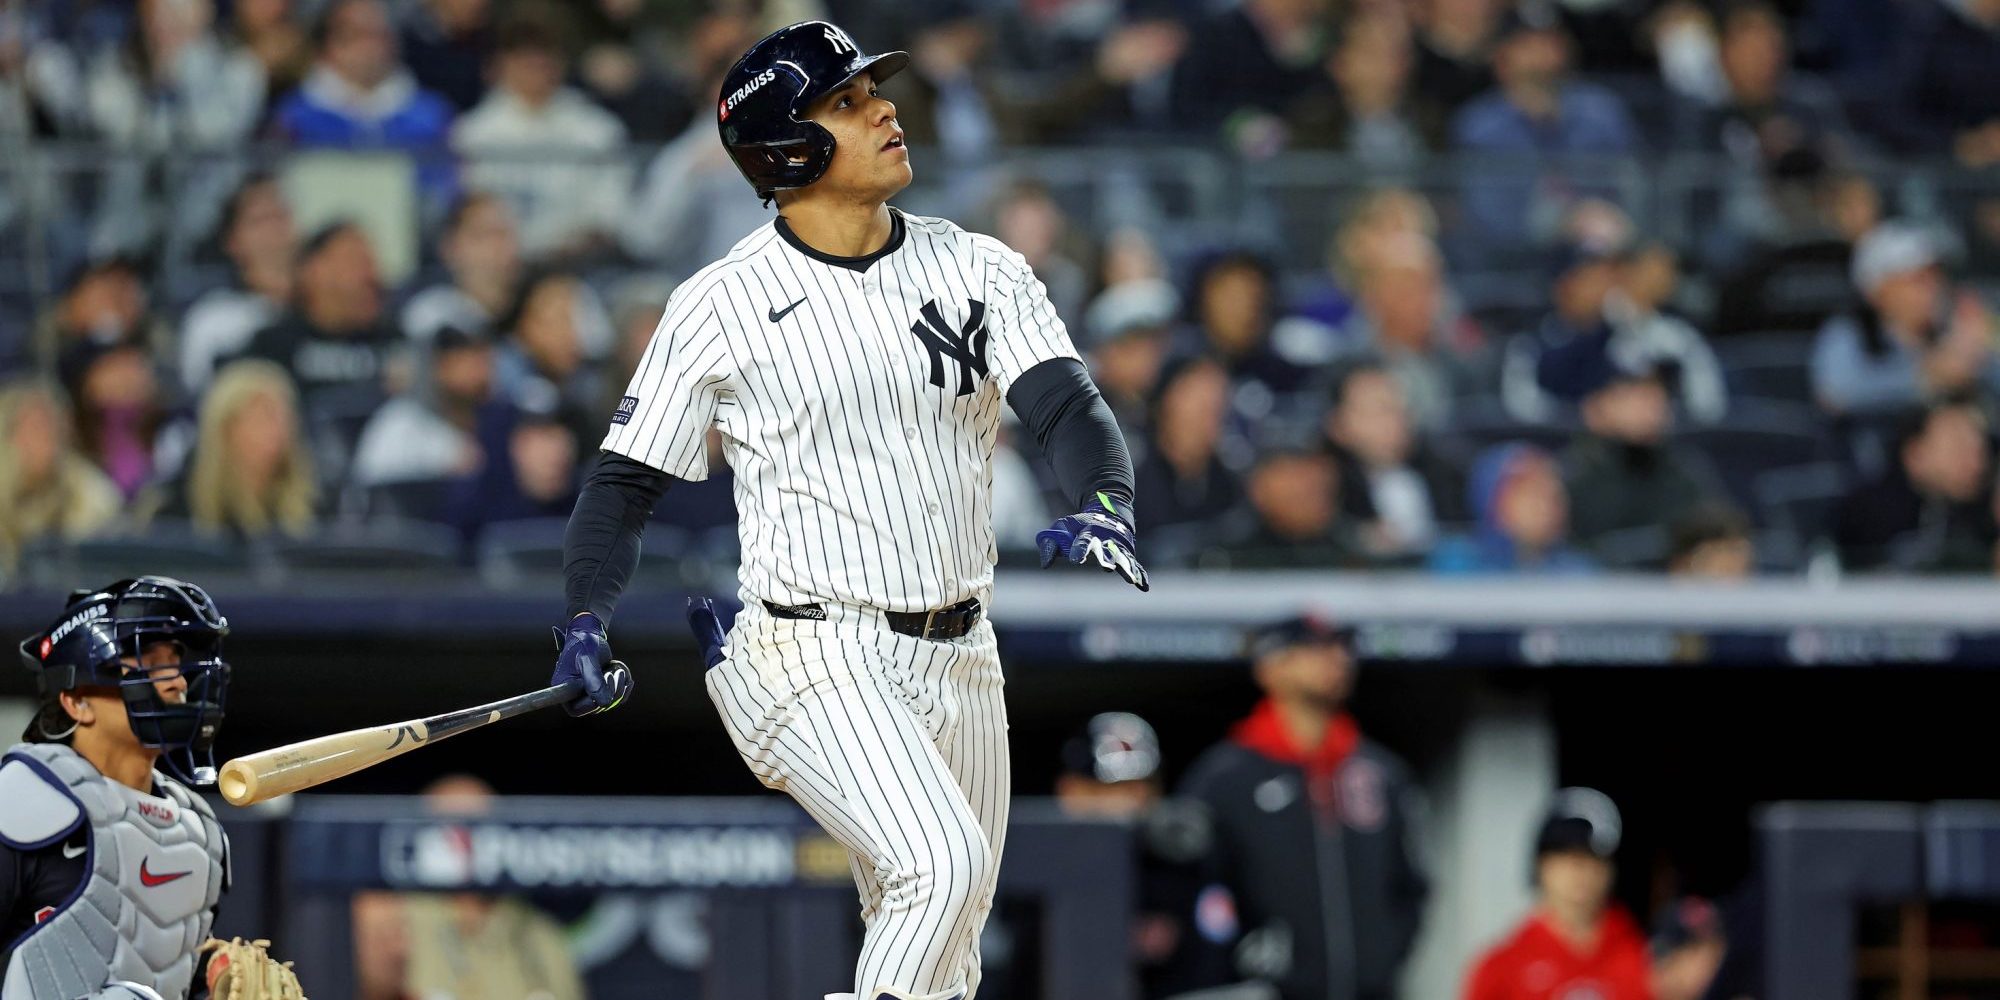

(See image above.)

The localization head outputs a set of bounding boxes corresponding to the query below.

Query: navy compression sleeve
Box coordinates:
[564,452,673,621]
[1004,358,1136,515]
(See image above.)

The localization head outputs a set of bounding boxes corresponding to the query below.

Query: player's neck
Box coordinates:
[73,731,159,793]
[1540,900,1604,948]
[778,199,895,259]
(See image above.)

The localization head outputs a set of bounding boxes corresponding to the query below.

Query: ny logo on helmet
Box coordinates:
[824,26,857,55]
[910,299,988,397]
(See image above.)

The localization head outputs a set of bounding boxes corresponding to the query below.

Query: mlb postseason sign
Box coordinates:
[284,798,854,893]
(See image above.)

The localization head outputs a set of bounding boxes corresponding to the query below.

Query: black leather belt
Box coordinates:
[763,597,983,641]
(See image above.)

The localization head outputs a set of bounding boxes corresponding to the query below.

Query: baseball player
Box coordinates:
[2,576,300,1000]
[548,20,1147,1000]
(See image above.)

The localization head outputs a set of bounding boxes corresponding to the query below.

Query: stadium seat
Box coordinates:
[1682,401,1831,511]
[269,520,463,579]
[475,517,573,587]
[36,524,263,591]
[1753,461,1849,553]
[367,478,461,522]
[1717,332,1818,404]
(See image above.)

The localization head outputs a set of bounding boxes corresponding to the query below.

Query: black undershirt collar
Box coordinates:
[774,208,906,272]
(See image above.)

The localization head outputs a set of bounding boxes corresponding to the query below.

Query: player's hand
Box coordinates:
[687,597,727,668]
[1037,492,1150,592]
[550,613,633,716]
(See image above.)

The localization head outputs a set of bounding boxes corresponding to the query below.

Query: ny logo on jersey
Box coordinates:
[910,299,988,396]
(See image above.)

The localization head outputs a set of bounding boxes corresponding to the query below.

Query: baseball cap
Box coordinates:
[1083,279,1180,349]
[1850,221,1939,295]
[1535,786,1623,859]
[1495,1,1566,43]
[1059,712,1164,784]
[1247,613,1353,661]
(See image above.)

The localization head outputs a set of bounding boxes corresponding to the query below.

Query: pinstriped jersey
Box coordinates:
[602,208,1079,612]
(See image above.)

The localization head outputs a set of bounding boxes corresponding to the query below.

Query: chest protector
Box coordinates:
[0,744,227,1000]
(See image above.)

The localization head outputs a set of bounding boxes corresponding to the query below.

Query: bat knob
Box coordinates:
[218,760,258,806]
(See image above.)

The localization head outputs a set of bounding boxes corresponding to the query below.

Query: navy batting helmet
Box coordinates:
[19,576,231,785]
[716,21,909,203]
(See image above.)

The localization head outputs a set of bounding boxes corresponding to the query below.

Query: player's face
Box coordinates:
[1538,850,1614,912]
[803,72,911,202]
[68,640,191,750]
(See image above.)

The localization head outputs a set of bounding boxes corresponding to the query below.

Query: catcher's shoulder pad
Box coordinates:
[0,749,85,849]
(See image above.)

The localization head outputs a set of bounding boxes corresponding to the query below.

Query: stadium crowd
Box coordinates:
[5,0,2000,583]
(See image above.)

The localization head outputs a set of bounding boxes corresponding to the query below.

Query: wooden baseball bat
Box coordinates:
[216,677,592,806]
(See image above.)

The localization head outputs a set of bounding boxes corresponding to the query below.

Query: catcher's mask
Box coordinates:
[20,576,231,785]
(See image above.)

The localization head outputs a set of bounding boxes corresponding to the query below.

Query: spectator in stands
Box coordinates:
[453,8,629,262]
[1134,356,1244,534]
[621,66,774,276]
[494,269,609,444]
[1464,789,1650,1000]
[1451,6,1640,262]
[1512,238,1730,423]
[58,339,167,501]
[352,326,493,489]
[1289,12,1440,168]
[1171,0,1333,144]
[270,0,454,189]
[228,0,310,99]
[240,221,402,451]
[399,0,495,112]
[397,775,587,1000]
[1098,226,1170,290]
[1296,187,1441,331]
[446,401,579,542]
[140,359,318,540]
[1187,251,1313,404]
[1226,447,1366,568]
[1412,0,1500,114]
[597,275,672,422]
[1081,278,1178,442]
[1812,222,2000,419]
[1539,335,1724,567]
[1666,505,1756,578]
[1675,1,1850,170]
[1333,231,1489,430]
[1431,443,1594,574]
[80,0,266,149]
[990,179,1091,329]
[0,382,122,575]
[892,5,1184,162]
[1712,152,1876,337]
[568,0,710,144]
[1324,359,1465,563]
[180,173,296,391]
[1833,398,1996,572]
[1869,0,2000,162]
[1180,615,1428,1000]
[401,190,522,344]
[34,255,169,369]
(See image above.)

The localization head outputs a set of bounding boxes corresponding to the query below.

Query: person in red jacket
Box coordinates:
[1464,788,1653,1000]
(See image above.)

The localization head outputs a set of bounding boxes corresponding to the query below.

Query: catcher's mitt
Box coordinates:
[200,937,306,1000]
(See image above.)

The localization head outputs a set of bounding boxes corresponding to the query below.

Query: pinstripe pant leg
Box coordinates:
[706,618,994,997]
[934,622,1009,1000]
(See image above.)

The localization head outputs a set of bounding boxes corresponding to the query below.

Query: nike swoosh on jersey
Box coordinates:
[768,297,807,322]
[61,842,86,859]
[139,858,194,887]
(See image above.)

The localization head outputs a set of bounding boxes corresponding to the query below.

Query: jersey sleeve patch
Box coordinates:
[0,756,85,849]
[612,395,639,425]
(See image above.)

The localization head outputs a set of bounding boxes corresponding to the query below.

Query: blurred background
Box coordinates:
[4,0,2000,996]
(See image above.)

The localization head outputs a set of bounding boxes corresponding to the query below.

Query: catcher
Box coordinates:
[1,576,302,999]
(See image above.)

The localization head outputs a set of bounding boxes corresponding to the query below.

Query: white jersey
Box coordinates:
[603,208,1078,612]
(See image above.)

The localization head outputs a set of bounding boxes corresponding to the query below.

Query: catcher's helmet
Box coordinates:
[716,21,909,202]
[19,576,231,785]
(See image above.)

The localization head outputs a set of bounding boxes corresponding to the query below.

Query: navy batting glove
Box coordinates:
[686,597,726,668]
[1037,492,1150,592]
[550,612,633,717]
